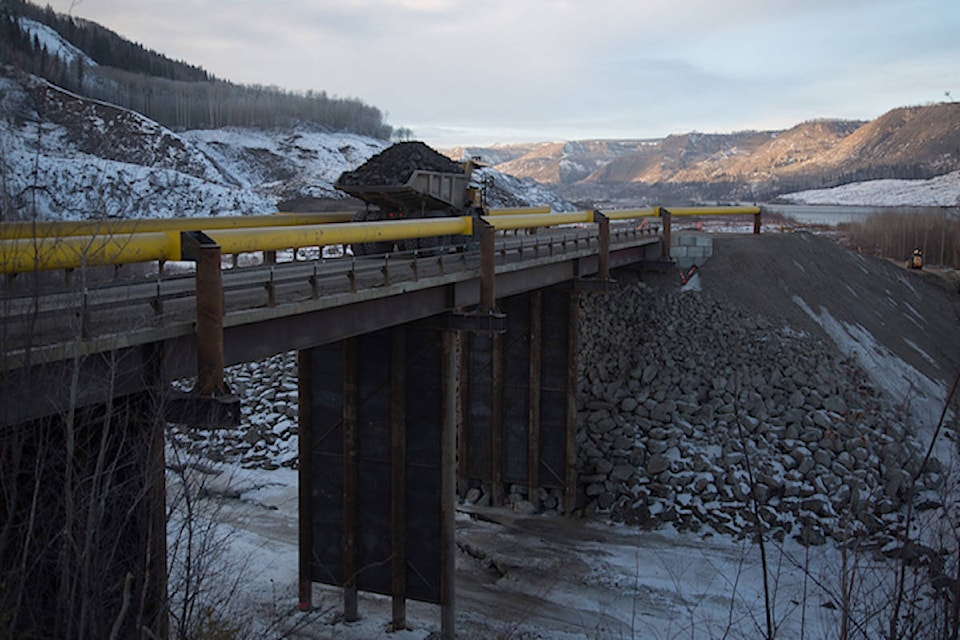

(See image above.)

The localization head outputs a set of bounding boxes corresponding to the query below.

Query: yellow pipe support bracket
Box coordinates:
[481,211,594,231]
[0,231,181,274]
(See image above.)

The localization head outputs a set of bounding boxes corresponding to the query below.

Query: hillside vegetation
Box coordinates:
[0,0,399,138]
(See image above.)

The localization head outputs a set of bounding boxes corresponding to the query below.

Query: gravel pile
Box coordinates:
[336,141,464,187]
[576,278,942,546]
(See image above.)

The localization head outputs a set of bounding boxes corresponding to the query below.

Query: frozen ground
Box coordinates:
[170,461,860,640]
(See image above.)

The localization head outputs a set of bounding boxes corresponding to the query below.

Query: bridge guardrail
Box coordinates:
[0,206,761,275]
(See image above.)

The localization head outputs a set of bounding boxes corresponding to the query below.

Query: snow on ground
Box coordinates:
[17,17,98,69]
[172,452,932,640]
[181,128,387,202]
[783,170,960,207]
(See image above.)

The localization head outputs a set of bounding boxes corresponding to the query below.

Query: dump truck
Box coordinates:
[335,141,487,254]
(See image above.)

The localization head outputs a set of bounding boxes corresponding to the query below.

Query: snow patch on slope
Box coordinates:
[784,170,960,206]
[18,17,98,68]
[792,295,947,451]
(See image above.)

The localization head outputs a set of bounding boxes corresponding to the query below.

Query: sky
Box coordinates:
[55,0,960,148]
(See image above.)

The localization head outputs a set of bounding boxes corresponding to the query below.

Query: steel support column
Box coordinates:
[491,333,504,507]
[565,287,581,514]
[342,338,359,622]
[297,349,314,611]
[594,211,611,280]
[661,208,672,262]
[479,219,496,314]
[527,290,543,509]
[196,242,225,395]
[390,327,407,630]
[440,330,458,640]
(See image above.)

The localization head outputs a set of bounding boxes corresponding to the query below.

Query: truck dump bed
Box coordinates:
[335,141,471,214]
[335,169,470,213]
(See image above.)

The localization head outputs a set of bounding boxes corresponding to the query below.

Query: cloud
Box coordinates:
[55,0,960,146]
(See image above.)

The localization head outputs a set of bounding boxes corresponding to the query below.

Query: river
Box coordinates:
[760,203,959,226]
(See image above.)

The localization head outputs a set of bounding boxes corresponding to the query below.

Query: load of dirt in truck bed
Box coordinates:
[336,141,464,187]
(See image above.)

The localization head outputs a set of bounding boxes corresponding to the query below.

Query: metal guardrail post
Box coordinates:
[480,219,496,314]
[754,209,763,234]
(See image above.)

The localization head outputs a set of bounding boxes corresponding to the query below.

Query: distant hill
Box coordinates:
[450,104,960,206]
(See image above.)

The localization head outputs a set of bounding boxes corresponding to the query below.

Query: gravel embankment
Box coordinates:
[576,277,940,546]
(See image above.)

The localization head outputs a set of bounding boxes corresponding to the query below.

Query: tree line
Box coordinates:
[0,0,401,138]
[842,209,960,270]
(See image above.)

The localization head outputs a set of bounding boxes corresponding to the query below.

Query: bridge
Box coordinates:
[0,205,760,639]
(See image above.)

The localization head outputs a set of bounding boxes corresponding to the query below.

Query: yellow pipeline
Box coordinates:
[0,231,180,274]
[600,207,660,220]
[0,212,355,240]
[207,216,475,255]
[661,206,761,216]
[485,206,551,216]
[482,211,594,231]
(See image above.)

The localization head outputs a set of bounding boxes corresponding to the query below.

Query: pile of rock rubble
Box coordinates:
[168,351,300,470]
[576,277,942,545]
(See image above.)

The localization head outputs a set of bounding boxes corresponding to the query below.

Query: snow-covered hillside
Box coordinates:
[782,170,960,206]
[1,65,575,221]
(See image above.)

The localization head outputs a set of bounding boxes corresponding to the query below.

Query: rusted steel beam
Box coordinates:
[457,333,470,497]
[594,211,611,280]
[565,288,580,514]
[196,242,225,395]
[479,219,496,314]
[528,290,542,510]
[661,208,672,262]
[343,338,359,622]
[297,349,314,611]
[440,330,458,639]
[390,327,407,630]
[491,333,504,507]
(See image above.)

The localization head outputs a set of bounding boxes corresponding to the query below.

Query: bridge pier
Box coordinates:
[299,320,458,633]
[299,285,581,636]
[460,285,580,513]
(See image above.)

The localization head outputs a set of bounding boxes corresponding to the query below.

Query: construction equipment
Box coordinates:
[907,248,924,269]
[335,142,487,255]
